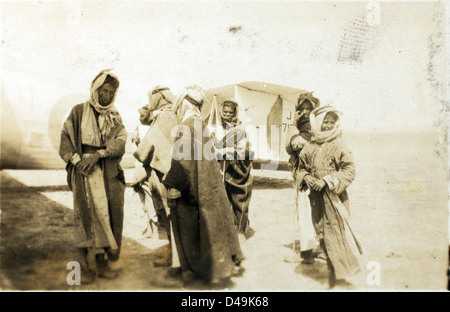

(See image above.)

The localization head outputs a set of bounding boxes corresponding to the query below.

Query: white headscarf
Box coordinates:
[81,69,122,145]
[173,85,206,123]
[310,106,343,144]
[147,85,176,112]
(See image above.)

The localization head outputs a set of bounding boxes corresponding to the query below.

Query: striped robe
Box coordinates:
[59,103,127,260]
[298,137,360,279]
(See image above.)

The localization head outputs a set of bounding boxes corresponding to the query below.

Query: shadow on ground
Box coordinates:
[282,239,329,287]
[0,171,181,290]
[294,261,329,286]
[0,171,266,291]
[252,176,293,190]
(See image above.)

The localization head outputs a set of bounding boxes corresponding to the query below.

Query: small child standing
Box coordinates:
[297,106,362,289]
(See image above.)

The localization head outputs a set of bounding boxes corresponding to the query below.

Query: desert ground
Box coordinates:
[0,132,448,291]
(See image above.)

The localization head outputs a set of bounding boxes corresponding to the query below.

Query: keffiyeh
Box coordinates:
[173,85,206,123]
[138,86,176,125]
[81,69,122,145]
[310,105,343,144]
[296,91,320,111]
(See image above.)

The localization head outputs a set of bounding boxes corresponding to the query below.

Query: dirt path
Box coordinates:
[1,133,448,291]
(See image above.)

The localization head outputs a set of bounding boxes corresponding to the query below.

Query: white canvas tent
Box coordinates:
[203,81,308,171]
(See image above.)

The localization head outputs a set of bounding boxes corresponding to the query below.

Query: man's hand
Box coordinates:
[294,111,305,125]
[303,175,318,189]
[131,134,140,147]
[294,110,305,120]
[312,179,327,192]
[76,153,100,176]
[131,126,141,147]
[75,162,89,176]
[167,188,181,210]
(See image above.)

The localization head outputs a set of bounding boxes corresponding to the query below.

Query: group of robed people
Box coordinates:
[60,70,253,285]
[60,69,362,289]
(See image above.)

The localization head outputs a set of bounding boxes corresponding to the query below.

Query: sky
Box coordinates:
[0,0,447,135]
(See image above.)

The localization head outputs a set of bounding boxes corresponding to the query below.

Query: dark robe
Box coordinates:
[218,124,254,234]
[163,116,245,283]
[59,103,126,261]
[285,115,311,178]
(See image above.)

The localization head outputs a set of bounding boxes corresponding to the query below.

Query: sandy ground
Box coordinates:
[0,132,448,291]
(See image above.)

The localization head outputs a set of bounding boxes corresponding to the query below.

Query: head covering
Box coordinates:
[310,105,343,143]
[87,69,122,139]
[294,91,320,134]
[296,91,320,111]
[173,85,206,123]
[147,85,176,111]
[138,86,176,125]
[220,99,241,127]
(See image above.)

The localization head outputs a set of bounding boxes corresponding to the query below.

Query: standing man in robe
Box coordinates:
[59,69,127,280]
[163,86,245,285]
[132,86,180,270]
[215,100,254,243]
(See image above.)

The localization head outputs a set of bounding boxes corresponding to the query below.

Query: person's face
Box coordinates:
[297,102,313,118]
[222,105,235,121]
[321,113,337,131]
[98,83,116,107]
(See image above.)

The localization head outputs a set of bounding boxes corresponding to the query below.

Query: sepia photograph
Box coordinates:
[0,0,448,293]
